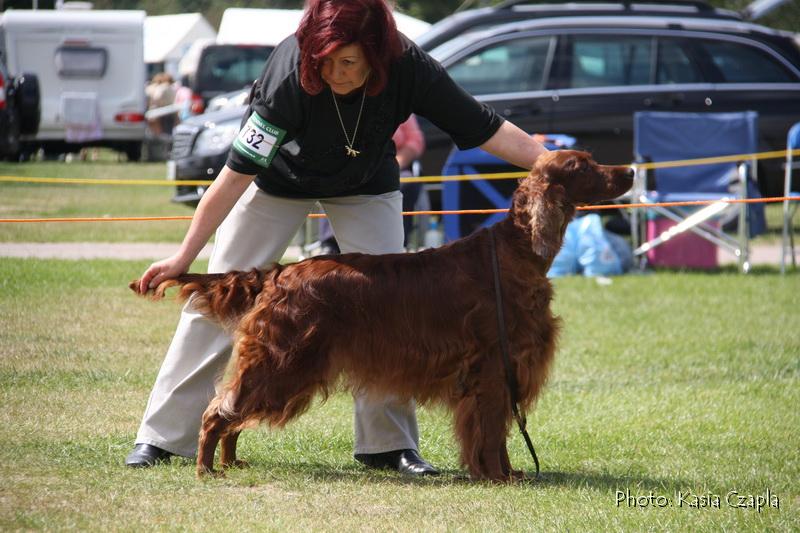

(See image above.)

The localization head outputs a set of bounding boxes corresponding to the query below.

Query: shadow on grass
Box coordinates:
[175,457,694,493]
[534,469,692,494]
[642,264,793,276]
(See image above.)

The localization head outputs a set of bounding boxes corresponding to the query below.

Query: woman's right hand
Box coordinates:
[135,166,256,295]
[138,253,192,294]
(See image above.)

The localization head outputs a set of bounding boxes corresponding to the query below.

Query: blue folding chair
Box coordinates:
[440,135,575,241]
[781,122,800,274]
[630,111,765,273]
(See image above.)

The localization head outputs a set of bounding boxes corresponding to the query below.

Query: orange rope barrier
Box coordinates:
[2,196,798,223]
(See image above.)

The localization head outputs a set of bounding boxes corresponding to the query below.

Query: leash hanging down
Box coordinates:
[488,226,541,479]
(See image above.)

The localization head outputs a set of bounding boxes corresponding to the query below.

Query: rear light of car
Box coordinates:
[114,112,146,123]
[190,92,205,115]
[0,71,6,110]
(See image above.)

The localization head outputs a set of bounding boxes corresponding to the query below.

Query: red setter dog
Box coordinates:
[131,150,632,481]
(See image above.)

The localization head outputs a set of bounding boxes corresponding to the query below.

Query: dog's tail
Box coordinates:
[129,268,274,325]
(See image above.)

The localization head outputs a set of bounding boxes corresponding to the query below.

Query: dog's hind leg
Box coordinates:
[196,396,231,478]
[220,430,248,469]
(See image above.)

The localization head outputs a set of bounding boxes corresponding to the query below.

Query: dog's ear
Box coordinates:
[527,182,567,259]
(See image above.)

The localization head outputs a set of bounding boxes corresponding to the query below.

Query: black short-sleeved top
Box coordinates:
[226,34,504,198]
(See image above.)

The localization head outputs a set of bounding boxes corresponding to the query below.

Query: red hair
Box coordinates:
[296,0,403,96]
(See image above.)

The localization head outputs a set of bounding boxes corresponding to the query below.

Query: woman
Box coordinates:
[126,0,548,475]
[316,114,426,253]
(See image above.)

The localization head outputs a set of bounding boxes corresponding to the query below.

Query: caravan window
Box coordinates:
[55,46,108,78]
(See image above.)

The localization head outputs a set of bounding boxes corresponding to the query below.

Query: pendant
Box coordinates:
[345,146,360,157]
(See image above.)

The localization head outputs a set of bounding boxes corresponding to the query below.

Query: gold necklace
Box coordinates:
[331,84,366,157]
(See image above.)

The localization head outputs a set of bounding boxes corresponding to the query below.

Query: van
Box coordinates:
[177,9,304,115]
[177,40,275,115]
[0,9,147,160]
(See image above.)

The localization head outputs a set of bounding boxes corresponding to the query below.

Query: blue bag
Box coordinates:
[548,215,629,278]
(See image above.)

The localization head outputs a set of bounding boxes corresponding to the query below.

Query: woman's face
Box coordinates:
[320,43,370,96]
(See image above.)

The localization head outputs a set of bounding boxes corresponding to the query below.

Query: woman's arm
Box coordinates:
[137,165,255,292]
[480,120,549,171]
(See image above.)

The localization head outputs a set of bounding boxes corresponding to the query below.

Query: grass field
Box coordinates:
[1,258,798,531]
[1,158,799,531]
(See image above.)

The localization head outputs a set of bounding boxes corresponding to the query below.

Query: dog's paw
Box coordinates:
[509,469,526,482]
[196,465,225,479]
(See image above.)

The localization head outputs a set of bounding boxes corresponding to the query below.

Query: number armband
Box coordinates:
[232,112,287,168]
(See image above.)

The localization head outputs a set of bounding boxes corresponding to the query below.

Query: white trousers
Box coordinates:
[135,183,420,457]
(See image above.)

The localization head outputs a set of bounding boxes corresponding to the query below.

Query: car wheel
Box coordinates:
[1,110,21,159]
[124,142,143,162]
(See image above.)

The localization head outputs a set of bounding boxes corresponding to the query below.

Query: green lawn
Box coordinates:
[1,258,797,531]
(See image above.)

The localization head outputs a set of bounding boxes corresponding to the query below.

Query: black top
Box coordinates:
[226,34,503,198]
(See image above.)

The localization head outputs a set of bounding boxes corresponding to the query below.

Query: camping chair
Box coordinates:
[441,135,575,241]
[780,121,800,274]
[630,111,763,273]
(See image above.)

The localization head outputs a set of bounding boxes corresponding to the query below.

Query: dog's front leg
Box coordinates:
[475,390,512,482]
[499,440,525,481]
[454,361,513,482]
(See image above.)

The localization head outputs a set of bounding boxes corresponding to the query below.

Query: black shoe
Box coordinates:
[355,449,439,476]
[125,443,173,468]
[397,449,439,476]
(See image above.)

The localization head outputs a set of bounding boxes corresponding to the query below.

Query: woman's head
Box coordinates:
[296,0,403,96]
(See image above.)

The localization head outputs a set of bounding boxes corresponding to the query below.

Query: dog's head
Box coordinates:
[512,150,633,259]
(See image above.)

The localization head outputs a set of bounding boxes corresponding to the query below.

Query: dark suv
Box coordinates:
[419,3,800,196]
[169,0,800,204]
[415,0,745,51]
[0,51,40,160]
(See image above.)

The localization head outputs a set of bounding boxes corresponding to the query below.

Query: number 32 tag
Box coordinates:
[232,112,286,168]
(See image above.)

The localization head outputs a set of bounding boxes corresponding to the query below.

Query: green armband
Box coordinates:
[232,112,287,168]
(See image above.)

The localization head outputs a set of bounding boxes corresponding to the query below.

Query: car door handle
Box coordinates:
[643,93,685,107]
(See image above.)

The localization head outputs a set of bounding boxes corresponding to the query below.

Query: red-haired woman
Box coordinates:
[126,0,548,475]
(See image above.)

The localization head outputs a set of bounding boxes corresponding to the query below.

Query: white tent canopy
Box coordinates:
[216,8,431,46]
[393,11,432,40]
[144,13,216,72]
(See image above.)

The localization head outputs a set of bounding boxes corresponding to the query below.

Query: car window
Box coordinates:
[699,39,795,83]
[568,35,652,88]
[657,38,703,84]
[197,46,273,93]
[446,36,552,95]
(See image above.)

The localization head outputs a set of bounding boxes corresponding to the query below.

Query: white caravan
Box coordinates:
[0,9,147,159]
